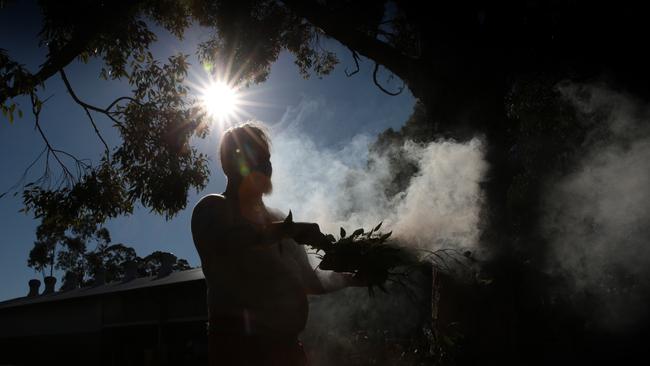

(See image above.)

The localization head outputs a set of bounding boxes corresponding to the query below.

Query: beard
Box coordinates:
[242,172,273,196]
[261,176,273,195]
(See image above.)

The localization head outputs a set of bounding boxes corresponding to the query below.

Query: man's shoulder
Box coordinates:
[193,194,230,217]
[196,193,226,206]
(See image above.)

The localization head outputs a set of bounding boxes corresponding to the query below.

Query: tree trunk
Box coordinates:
[412,52,519,364]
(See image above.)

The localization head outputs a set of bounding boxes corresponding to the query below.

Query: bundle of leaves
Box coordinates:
[314,222,418,296]
[283,212,476,296]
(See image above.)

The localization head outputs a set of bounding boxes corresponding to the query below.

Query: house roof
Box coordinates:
[0,267,206,310]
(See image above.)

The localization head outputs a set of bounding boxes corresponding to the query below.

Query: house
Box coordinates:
[0,262,439,366]
[0,267,208,366]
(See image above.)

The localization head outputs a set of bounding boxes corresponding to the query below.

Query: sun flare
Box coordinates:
[201,81,240,122]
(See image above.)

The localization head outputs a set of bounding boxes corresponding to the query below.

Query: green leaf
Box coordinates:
[340,227,346,238]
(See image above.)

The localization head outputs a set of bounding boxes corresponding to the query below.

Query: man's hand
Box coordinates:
[268,210,328,246]
[289,222,326,246]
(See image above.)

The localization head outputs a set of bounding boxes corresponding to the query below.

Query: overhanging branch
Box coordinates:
[344,48,361,77]
[60,69,131,130]
[373,63,405,96]
[31,93,75,185]
[281,0,418,91]
[1,1,142,103]
[60,69,119,158]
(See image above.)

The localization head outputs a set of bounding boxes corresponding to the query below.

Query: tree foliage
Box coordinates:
[0,0,352,251]
[4,1,645,247]
[28,225,192,290]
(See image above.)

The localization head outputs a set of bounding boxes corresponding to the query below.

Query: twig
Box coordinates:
[345,48,361,77]
[59,69,133,129]
[29,92,93,188]
[373,62,405,96]
[82,105,110,158]
[0,146,46,198]
[31,93,75,185]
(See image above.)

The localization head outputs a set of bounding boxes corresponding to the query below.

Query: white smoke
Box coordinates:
[259,102,487,364]
[265,129,487,256]
[543,83,650,331]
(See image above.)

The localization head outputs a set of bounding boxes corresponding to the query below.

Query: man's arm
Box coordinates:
[265,208,366,294]
[191,195,285,255]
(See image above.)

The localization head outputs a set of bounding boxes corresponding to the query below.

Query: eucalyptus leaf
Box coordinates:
[374,221,383,232]
[379,231,392,242]
[284,210,293,223]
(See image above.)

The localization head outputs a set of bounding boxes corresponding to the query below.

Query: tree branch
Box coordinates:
[0,146,47,199]
[106,96,139,111]
[1,29,97,103]
[344,47,361,77]
[373,63,405,96]
[60,69,129,130]
[59,69,112,157]
[281,0,419,91]
[83,107,110,158]
[1,1,142,103]
[31,93,75,185]
[30,92,91,188]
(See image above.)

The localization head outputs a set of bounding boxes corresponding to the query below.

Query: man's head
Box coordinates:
[220,122,273,196]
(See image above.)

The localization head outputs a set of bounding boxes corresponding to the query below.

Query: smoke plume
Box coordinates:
[543,83,650,331]
[262,101,488,365]
[265,129,487,257]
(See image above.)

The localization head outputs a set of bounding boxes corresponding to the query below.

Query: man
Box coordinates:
[191,122,361,366]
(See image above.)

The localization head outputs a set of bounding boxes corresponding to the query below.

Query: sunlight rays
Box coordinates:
[187,56,273,139]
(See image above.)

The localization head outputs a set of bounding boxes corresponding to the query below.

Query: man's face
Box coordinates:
[236,142,273,195]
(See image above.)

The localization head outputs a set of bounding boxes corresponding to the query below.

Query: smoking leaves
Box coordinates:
[316,222,413,297]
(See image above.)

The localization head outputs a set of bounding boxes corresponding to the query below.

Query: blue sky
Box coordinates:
[0,1,415,301]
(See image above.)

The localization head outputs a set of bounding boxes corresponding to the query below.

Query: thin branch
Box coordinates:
[43,149,51,186]
[31,93,74,185]
[344,47,361,77]
[82,106,110,158]
[59,69,129,129]
[30,93,92,188]
[52,149,92,170]
[106,96,139,111]
[282,0,418,85]
[373,62,405,96]
[0,146,47,199]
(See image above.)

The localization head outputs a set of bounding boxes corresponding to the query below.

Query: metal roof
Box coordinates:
[0,267,206,310]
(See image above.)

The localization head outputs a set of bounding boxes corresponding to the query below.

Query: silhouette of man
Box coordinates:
[191,122,361,366]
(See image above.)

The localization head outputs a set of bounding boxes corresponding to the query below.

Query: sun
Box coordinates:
[201,81,240,122]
